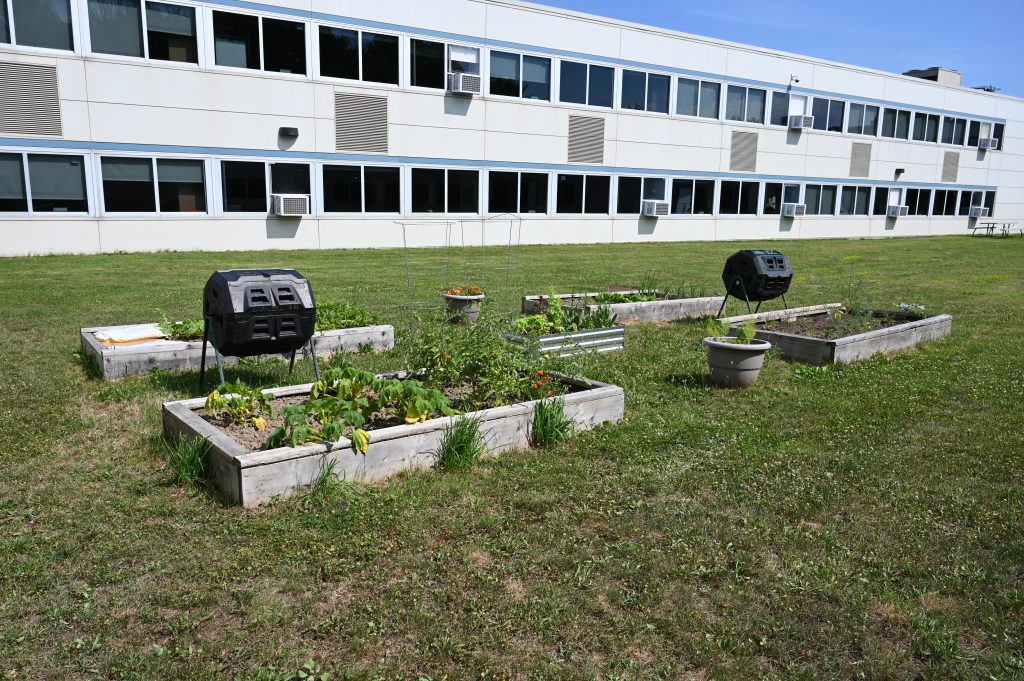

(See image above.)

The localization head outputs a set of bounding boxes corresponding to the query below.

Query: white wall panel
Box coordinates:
[484,5,619,58]
[98,219,320,253]
[0,220,101,255]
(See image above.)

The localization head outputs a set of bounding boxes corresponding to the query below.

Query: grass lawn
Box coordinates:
[1,236,1022,680]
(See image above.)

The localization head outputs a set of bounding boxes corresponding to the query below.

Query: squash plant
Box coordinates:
[204,382,273,431]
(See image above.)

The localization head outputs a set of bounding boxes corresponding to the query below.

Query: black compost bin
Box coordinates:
[721,249,793,302]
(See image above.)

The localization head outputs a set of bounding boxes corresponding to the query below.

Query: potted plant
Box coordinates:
[702,319,771,388]
[441,285,485,323]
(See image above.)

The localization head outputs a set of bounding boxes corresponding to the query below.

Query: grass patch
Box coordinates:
[163,435,210,488]
[530,397,576,447]
[433,416,487,471]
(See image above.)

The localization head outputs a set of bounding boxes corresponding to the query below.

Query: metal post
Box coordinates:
[288,349,297,375]
[206,319,225,388]
[309,338,321,381]
[199,316,210,391]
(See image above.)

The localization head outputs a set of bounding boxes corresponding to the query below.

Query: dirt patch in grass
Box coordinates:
[763,311,921,340]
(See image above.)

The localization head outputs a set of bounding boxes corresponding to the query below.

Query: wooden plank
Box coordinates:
[585,296,724,324]
[719,303,842,325]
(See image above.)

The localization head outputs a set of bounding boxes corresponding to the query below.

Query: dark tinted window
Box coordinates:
[694,180,715,214]
[361,32,398,84]
[556,174,584,213]
[812,98,829,131]
[88,0,143,58]
[213,11,259,69]
[746,88,766,124]
[0,154,27,212]
[677,78,698,116]
[520,173,548,213]
[412,168,444,213]
[319,26,357,80]
[925,115,939,142]
[617,177,642,214]
[584,175,610,214]
[589,66,614,107]
[872,187,889,215]
[671,179,693,214]
[271,164,310,194]
[221,161,266,212]
[647,74,670,114]
[146,2,197,63]
[0,1,8,44]
[490,51,519,96]
[102,157,155,212]
[27,155,88,212]
[770,92,789,126]
[411,39,445,89]
[262,18,306,74]
[699,82,720,119]
[156,159,205,213]
[323,165,361,212]
[985,191,995,216]
[763,183,782,215]
[447,170,478,213]
[560,61,587,105]
[488,171,517,213]
[621,71,646,111]
[881,109,897,137]
[895,110,910,139]
[739,182,759,214]
[993,123,1005,150]
[522,55,550,100]
[12,0,74,50]
[364,167,400,213]
[967,120,980,146]
[828,101,844,133]
[913,113,928,141]
[719,181,740,214]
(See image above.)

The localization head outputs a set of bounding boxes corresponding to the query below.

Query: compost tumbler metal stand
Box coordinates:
[716,278,788,318]
[199,316,321,391]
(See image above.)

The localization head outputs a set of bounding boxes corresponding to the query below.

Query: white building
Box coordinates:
[0,0,1019,256]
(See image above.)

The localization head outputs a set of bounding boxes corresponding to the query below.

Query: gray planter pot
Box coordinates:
[703,337,771,388]
[442,293,485,323]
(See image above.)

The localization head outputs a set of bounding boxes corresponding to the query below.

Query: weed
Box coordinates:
[434,415,486,471]
[163,436,210,488]
[704,318,756,342]
[530,398,576,447]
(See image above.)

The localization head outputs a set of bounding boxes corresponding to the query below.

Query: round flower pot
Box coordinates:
[702,336,772,388]
[442,293,485,323]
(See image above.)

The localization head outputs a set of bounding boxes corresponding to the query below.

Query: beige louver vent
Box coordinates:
[941,151,960,183]
[850,143,872,177]
[567,115,604,164]
[0,62,62,137]
[729,131,757,172]
[335,92,388,153]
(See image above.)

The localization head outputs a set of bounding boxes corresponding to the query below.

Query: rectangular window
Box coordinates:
[984,191,995,217]
[88,0,144,58]
[848,104,879,136]
[490,51,550,100]
[804,184,837,215]
[694,180,714,214]
[839,186,870,215]
[746,88,767,124]
[449,45,479,77]
[146,2,198,63]
[556,174,584,213]
[913,113,940,143]
[617,177,642,213]
[643,177,666,202]
[490,51,520,97]
[958,191,972,216]
[763,183,782,215]
[719,181,759,215]
[262,18,306,75]
[621,71,670,114]
[698,81,720,119]
[677,78,698,117]
[647,74,670,114]
[560,61,587,105]
[270,163,310,195]
[0,1,9,44]
[967,120,981,147]
[739,182,759,214]
[411,39,445,89]
[364,167,400,212]
[931,189,958,216]
[941,117,956,145]
[671,179,694,214]
[213,11,260,69]
[411,168,444,213]
[323,165,361,212]
[221,161,266,212]
[727,86,765,123]
[102,157,155,212]
[522,55,551,101]
[488,171,517,213]
[12,0,74,50]
[588,66,614,107]
[583,175,610,214]
[361,32,398,84]
[27,155,88,212]
[318,26,358,80]
[447,169,479,213]
[872,187,889,216]
[993,123,1005,151]
[904,188,931,216]
[0,154,27,211]
[770,92,789,126]
[157,159,206,213]
[883,109,911,139]
[520,173,548,213]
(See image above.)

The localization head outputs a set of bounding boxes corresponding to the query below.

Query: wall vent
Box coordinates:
[567,115,605,164]
[334,92,388,153]
[941,151,960,183]
[0,62,62,137]
[729,131,757,172]
[850,143,872,177]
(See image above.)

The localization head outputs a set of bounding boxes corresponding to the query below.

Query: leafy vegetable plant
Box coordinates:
[315,301,376,331]
[159,316,205,341]
[204,382,273,431]
[512,293,618,336]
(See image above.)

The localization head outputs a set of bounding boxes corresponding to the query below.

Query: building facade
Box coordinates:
[0,0,1021,256]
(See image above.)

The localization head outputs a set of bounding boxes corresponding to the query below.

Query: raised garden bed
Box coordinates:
[162,373,624,507]
[506,327,625,356]
[722,304,953,365]
[522,290,724,324]
[81,323,395,380]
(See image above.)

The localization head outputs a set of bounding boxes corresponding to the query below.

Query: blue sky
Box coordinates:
[534,0,1024,99]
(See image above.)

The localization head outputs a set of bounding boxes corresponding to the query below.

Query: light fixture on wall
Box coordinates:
[279,127,299,138]
[895,168,906,180]
[789,74,801,87]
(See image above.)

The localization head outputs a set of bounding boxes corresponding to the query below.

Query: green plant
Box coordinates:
[530,398,576,447]
[205,382,273,431]
[159,315,204,340]
[163,436,210,488]
[704,318,757,343]
[434,415,486,471]
[514,294,617,336]
[513,314,554,336]
[297,659,331,681]
[315,301,376,331]
[636,272,659,297]
[594,291,656,304]
[442,285,483,296]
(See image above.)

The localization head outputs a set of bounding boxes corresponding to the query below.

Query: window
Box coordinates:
[411,169,477,214]
[913,113,940,143]
[958,191,973,216]
[931,189,958,216]
[262,18,306,74]
[770,92,790,126]
[319,26,397,83]
[670,179,715,215]
[812,98,845,132]
[323,165,400,213]
[147,3,197,63]
[27,155,88,212]
[410,39,444,89]
[556,174,609,214]
[677,79,721,119]
[88,0,144,57]
[10,0,74,50]
[993,123,1005,151]
[967,120,981,147]
[488,171,547,214]
[449,45,480,79]
[213,11,259,69]
[873,187,902,216]
[411,168,443,213]
[985,191,996,217]
[942,117,967,146]
[559,61,614,108]
[718,181,759,215]
[0,154,27,211]
[804,184,837,216]
[490,51,551,100]
[725,85,766,124]
[0,1,8,43]
[101,157,155,212]
[881,108,911,140]
[270,163,310,195]
[903,188,931,216]
[616,177,641,213]
[221,161,266,212]
[447,170,478,213]
[839,186,870,215]
[762,183,800,214]
[620,71,670,114]
[848,103,879,136]
[157,159,206,212]
[519,173,548,213]
[361,32,399,84]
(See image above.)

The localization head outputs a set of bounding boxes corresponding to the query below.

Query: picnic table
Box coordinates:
[971,221,1020,237]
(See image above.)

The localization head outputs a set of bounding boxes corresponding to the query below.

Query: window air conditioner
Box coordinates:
[781,203,806,217]
[969,206,989,218]
[887,205,909,218]
[788,115,814,130]
[272,194,311,216]
[641,200,669,217]
[978,138,999,150]
[448,72,482,96]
